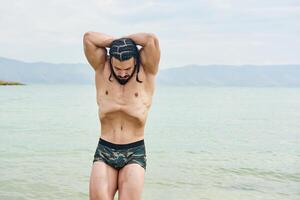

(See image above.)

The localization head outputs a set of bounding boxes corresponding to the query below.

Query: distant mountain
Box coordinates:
[0,57,92,84]
[1,57,300,86]
[158,64,300,87]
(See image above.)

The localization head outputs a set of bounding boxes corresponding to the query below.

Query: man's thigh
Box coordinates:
[118,163,145,200]
[89,161,119,200]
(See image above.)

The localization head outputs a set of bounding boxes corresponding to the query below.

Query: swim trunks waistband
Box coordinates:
[99,138,144,150]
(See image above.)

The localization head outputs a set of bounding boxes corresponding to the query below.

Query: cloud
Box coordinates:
[0,0,299,67]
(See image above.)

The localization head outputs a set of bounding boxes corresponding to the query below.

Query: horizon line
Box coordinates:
[1,56,300,67]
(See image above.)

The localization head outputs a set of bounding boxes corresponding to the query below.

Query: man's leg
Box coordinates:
[89,161,119,200]
[118,163,145,200]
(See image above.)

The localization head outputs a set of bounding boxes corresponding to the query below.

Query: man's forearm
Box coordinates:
[84,31,116,48]
[122,32,156,47]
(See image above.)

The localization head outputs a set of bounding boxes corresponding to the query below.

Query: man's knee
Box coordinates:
[89,179,110,200]
[89,190,110,200]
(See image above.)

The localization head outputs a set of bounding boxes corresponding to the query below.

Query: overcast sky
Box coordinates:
[0,0,299,69]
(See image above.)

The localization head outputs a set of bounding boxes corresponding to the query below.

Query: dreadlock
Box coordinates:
[108,38,142,83]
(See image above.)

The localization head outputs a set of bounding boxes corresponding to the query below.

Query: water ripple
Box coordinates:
[218,167,300,182]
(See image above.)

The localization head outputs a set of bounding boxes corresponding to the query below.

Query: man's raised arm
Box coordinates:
[123,33,160,75]
[83,32,116,71]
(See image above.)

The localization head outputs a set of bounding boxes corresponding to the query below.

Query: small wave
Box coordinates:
[218,167,300,182]
[148,180,202,188]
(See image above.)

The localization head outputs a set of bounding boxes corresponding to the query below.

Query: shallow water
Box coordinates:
[0,84,299,200]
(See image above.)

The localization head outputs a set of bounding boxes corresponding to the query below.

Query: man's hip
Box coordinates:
[93,137,147,171]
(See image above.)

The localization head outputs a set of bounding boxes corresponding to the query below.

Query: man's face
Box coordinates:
[111,57,136,82]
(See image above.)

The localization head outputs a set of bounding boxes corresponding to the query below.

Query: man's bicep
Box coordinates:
[83,37,107,71]
[140,36,160,75]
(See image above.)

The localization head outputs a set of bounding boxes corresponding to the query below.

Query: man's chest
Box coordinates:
[95,63,154,113]
[97,83,148,107]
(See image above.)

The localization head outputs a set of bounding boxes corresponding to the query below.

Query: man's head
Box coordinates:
[108,38,142,85]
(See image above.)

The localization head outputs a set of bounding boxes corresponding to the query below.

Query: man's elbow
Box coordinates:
[83,31,92,43]
[148,33,158,42]
[147,33,159,47]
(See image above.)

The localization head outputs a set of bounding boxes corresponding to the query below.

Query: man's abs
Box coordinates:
[99,110,146,144]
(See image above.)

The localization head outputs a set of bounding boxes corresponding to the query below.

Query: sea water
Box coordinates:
[0,84,299,200]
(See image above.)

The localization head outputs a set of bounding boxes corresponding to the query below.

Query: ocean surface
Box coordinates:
[0,84,299,200]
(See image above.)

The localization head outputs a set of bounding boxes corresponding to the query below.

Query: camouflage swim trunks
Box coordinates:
[93,138,147,171]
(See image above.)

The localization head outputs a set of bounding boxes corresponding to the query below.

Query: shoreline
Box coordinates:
[0,80,25,86]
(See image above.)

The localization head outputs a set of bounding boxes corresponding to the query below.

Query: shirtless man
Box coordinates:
[83,32,160,200]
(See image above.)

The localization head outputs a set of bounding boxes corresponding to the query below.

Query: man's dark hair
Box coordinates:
[108,38,142,83]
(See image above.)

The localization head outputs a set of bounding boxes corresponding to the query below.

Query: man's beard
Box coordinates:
[110,65,137,85]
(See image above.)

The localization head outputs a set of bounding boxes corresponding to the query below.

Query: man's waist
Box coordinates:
[98,137,145,150]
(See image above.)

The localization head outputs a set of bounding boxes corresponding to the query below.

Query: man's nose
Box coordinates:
[119,71,127,77]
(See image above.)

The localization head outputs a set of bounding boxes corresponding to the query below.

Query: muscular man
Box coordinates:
[83,32,160,200]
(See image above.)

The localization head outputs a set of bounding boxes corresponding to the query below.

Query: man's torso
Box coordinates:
[95,55,156,144]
